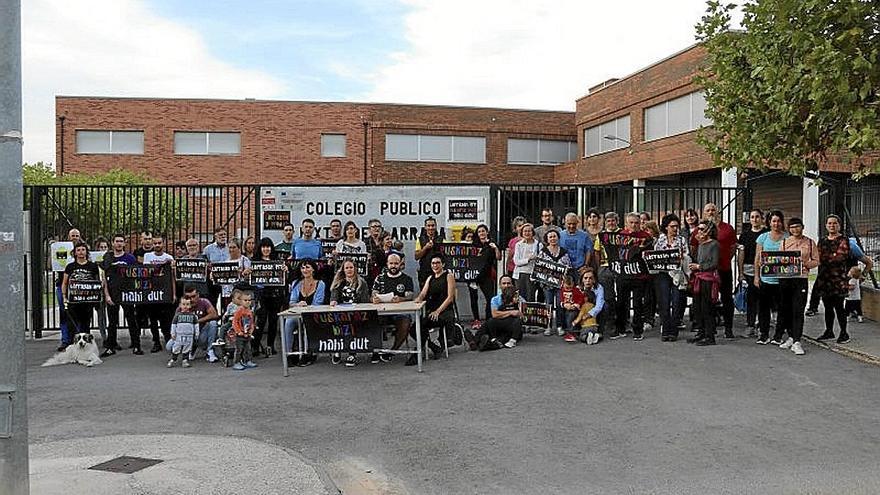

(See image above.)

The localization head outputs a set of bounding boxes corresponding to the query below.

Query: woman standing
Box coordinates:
[753,211,788,345]
[218,238,251,311]
[654,214,688,342]
[513,223,540,302]
[682,208,700,240]
[737,209,767,336]
[584,208,603,239]
[814,215,852,344]
[688,220,720,346]
[414,254,457,364]
[776,218,819,355]
[329,259,370,366]
[243,236,257,260]
[469,224,502,327]
[61,242,100,341]
[252,238,287,357]
[335,221,368,255]
[284,259,326,365]
[506,216,526,276]
[537,229,570,336]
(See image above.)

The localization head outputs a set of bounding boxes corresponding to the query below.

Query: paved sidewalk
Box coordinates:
[802,313,880,365]
[30,434,334,495]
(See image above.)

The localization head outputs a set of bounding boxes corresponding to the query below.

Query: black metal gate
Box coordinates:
[25,184,260,337]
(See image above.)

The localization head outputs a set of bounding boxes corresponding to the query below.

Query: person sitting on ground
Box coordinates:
[329,259,371,367]
[183,285,220,363]
[572,268,605,345]
[414,254,458,359]
[371,252,416,365]
[474,275,523,350]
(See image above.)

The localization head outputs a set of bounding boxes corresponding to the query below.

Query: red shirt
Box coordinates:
[560,286,585,307]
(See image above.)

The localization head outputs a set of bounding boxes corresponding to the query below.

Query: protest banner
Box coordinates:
[67,280,103,304]
[301,310,383,353]
[520,302,551,329]
[336,252,369,277]
[530,257,569,289]
[439,242,485,282]
[50,241,74,272]
[249,260,285,286]
[321,239,337,260]
[642,249,682,272]
[263,210,291,231]
[107,263,174,304]
[760,251,802,278]
[176,258,208,283]
[599,231,649,278]
[210,261,241,285]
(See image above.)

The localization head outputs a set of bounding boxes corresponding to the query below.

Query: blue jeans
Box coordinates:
[654,273,681,337]
[56,285,70,344]
[195,320,219,352]
[543,287,560,328]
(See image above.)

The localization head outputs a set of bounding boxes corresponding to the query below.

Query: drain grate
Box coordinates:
[88,455,163,474]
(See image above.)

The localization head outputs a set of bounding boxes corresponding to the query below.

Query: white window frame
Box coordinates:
[583,115,630,157]
[643,91,712,142]
[320,133,347,158]
[173,131,241,156]
[507,138,578,165]
[75,130,144,155]
[385,134,486,164]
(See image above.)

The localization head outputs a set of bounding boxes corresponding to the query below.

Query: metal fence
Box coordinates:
[817,175,880,287]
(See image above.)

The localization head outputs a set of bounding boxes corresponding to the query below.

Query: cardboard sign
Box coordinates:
[642,249,682,272]
[67,280,103,304]
[530,257,569,289]
[599,231,649,278]
[448,199,479,221]
[107,263,174,304]
[760,250,802,278]
[176,258,208,283]
[520,302,552,329]
[439,243,486,282]
[301,310,383,353]
[321,239,337,260]
[249,260,285,286]
[50,241,74,272]
[263,210,291,231]
[89,251,106,264]
[210,261,241,285]
[336,253,369,277]
[609,259,649,277]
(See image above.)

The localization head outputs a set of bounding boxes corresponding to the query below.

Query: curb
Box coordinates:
[803,337,880,367]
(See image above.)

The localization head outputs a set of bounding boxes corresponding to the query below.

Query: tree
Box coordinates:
[695,0,879,178]
[23,162,190,242]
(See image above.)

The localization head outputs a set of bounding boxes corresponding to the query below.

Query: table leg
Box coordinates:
[279,315,289,377]
[415,311,423,373]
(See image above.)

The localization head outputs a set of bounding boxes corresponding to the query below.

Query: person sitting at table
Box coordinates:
[329,259,371,367]
[371,252,415,364]
[413,253,458,362]
[283,259,325,366]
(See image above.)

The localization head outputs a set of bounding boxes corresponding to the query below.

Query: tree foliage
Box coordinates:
[23,162,190,242]
[695,0,879,178]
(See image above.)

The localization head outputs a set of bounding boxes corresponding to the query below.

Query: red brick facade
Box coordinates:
[56,98,575,185]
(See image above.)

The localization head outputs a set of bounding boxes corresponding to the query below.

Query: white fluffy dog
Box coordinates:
[42,333,103,367]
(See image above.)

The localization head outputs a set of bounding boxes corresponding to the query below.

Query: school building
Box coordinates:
[55,42,869,240]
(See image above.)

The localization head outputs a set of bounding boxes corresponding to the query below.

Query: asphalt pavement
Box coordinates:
[26,313,880,494]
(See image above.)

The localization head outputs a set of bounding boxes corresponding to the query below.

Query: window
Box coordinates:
[173,132,241,155]
[385,134,486,163]
[644,91,712,141]
[75,130,144,154]
[507,139,578,165]
[583,115,630,157]
[321,134,346,157]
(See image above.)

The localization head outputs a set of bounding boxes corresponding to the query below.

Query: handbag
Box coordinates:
[734,279,748,313]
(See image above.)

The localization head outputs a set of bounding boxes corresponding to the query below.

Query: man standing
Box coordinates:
[415,216,444,287]
[293,218,322,260]
[133,230,152,263]
[614,213,652,341]
[203,226,229,307]
[183,285,221,362]
[691,203,737,338]
[534,208,562,243]
[371,253,415,364]
[143,234,176,352]
[559,212,593,274]
[100,234,142,356]
[592,212,621,339]
[275,223,295,258]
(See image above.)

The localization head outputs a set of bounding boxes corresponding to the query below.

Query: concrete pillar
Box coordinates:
[720,168,739,227]
[632,179,645,213]
[803,178,820,241]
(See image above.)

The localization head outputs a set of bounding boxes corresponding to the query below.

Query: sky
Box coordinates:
[21,0,724,166]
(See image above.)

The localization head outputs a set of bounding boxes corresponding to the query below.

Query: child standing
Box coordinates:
[231,290,257,370]
[168,297,198,368]
[846,266,864,323]
[559,274,585,343]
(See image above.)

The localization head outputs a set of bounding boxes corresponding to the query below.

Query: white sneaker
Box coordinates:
[182,359,191,368]
[206,349,218,363]
[779,337,794,349]
[791,341,805,355]
[585,332,595,345]
[557,327,565,336]
[857,316,864,323]
[543,329,553,336]
[166,359,174,368]
[504,339,517,348]
[591,332,601,345]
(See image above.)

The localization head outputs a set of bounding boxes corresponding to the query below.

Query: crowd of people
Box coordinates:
[53,202,874,371]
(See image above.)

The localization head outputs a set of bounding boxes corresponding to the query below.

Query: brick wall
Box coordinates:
[56,97,575,185]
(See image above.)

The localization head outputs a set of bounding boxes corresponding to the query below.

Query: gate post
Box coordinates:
[253,185,261,241]
[29,186,43,339]
[141,185,150,233]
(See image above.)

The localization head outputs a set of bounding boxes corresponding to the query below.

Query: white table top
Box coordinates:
[278,301,425,316]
